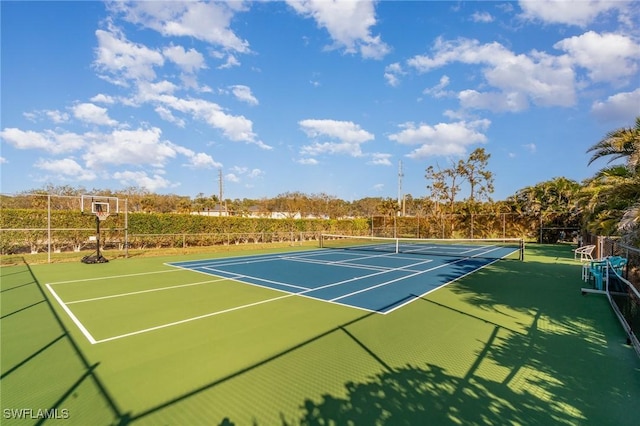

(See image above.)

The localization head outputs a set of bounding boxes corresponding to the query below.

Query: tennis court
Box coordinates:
[43,237,523,345]
[2,243,639,425]
[168,236,523,314]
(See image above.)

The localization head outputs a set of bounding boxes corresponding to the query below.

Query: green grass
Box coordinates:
[1,245,638,425]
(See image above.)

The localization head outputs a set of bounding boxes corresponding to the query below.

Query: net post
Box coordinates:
[520,239,525,261]
[395,237,399,254]
[319,233,324,249]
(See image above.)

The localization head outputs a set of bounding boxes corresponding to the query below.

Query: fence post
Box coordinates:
[47,194,51,264]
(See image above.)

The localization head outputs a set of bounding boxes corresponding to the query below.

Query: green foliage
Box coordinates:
[0,209,370,254]
[580,116,640,242]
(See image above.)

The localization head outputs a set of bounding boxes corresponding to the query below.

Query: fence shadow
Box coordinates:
[4,245,638,425]
[0,260,128,425]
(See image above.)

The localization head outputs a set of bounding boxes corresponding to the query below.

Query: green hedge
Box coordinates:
[0,209,370,254]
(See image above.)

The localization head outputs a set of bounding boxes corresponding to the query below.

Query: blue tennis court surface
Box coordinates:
[168,243,519,314]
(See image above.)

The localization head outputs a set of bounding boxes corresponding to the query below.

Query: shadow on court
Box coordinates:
[132,245,637,426]
[0,261,128,425]
[5,245,638,425]
[273,246,637,425]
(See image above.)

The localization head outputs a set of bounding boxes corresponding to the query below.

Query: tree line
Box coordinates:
[2,117,638,245]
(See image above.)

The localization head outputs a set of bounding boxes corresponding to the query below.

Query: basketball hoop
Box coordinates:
[96,211,110,221]
[81,197,115,264]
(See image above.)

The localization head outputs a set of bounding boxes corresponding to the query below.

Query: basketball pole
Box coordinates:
[95,213,102,261]
[81,207,109,264]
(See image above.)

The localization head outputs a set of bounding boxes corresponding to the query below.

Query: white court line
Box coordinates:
[60,247,512,344]
[166,249,331,270]
[383,257,503,315]
[284,256,396,272]
[201,267,310,291]
[93,294,295,344]
[330,257,472,302]
[94,255,434,344]
[46,284,97,344]
[296,257,435,297]
[66,277,230,304]
[48,268,184,286]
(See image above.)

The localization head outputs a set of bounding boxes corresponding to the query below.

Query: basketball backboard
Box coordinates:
[81,194,120,215]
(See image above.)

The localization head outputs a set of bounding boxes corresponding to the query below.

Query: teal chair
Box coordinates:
[589,260,607,290]
[608,256,627,276]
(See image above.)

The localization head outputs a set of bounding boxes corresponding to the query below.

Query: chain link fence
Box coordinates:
[583,235,640,357]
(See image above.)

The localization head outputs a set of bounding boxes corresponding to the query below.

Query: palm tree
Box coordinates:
[587,116,640,173]
[583,117,640,243]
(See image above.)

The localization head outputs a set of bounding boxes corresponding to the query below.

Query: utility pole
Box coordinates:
[218,169,224,216]
[398,160,404,216]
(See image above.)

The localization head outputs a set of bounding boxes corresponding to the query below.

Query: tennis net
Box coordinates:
[319,234,524,260]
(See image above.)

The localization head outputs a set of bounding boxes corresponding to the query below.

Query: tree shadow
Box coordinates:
[292,362,566,425]
[128,244,637,425]
[6,244,637,425]
[288,275,638,426]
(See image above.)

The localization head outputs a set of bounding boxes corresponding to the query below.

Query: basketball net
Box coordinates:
[96,211,110,221]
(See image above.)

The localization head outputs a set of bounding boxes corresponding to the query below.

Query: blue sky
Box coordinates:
[1,1,639,202]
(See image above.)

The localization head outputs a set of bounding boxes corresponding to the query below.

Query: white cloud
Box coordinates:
[519,0,624,27]
[0,128,85,153]
[230,166,248,174]
[45,110,70,123]
[229,85,259,106]
[175,148,221,169]
[248,168,264,178]
[299,119,374,143]
[554,31,640,84]
[35,158,97,181]
[225,173,240,183]
[408,37,576,110]
[299,119,375,157]
[144,95,269,148]
[384,62,404,87]
[522,143,537,153]
[458,90,529,112]
[72,103,118,126]
[90,94,116,104]
[286,0,389,59]
[368,153,392,166]
[389,119,490,159]
[217,54,241,69]
[225,167,264,182]
[155,106,186,127]
[163,44,207,73]
[423,75,452,98]
[94,26,164,84]
[298,158,319,165]
[134,80,179,104]
[23,112,37,122]
[113,170,173,192]
[591,88,640,123]
[471,11,494,23]
[22,110,69,124]
[82,127,176,169]
[108,1,250,53]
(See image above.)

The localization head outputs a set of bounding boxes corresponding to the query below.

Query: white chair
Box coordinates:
[574,245,596,281]
[574,245,595,262]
